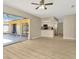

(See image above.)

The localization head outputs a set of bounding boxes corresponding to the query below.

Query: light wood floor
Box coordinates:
[4,37,76,59]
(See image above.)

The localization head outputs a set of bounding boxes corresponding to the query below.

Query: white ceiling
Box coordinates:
[3,0,76,18]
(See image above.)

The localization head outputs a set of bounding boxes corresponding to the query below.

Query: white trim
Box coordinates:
[63,37,76,40]
[32,36,41,39]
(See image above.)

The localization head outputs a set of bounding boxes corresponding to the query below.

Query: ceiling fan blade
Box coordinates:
[36,6,40,9]
[45,3,53,5]
[32,3,39,5]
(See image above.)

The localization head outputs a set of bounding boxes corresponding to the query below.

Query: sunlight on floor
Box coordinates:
[3,39,12,44]
[3,34,28,46]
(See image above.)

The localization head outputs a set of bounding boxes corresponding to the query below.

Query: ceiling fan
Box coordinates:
[31,0,53,10]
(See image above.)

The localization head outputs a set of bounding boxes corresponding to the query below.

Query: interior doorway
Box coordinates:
[57,23,63,36]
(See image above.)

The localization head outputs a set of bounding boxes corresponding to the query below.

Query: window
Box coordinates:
[3,24,9,33]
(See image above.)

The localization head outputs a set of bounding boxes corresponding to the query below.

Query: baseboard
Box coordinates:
[32,36,41,39]
[63,37,76,40]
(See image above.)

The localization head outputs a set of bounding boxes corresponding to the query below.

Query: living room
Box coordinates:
[3,0,76,59]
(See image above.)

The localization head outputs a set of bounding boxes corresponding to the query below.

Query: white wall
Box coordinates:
[4,5,41,39]
[63,15,76,40]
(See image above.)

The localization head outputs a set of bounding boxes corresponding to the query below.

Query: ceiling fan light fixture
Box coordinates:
[39,5,44,9]
[31,0,53,10]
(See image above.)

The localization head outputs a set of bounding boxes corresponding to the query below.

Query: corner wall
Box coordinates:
[63,15,76,40]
